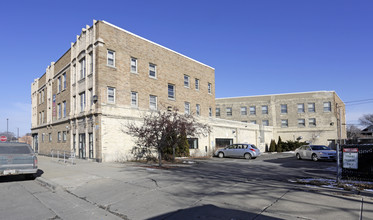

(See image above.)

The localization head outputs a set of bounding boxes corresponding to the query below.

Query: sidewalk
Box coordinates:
[36,156,373,220]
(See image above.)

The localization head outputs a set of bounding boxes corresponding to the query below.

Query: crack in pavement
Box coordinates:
[253,189,290,220]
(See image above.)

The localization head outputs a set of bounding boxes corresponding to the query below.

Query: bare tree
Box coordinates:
[0,131,16,142]
[347,125,361,141]
[359,114,373,127]
[125,108,211,167]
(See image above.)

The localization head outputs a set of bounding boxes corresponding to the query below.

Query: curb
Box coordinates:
[35,177,61,191]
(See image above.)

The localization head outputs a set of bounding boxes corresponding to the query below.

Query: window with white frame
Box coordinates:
[195,78,199,90]
[58,103,61,119]
[209,107,212,117]
[184,75,190,87]
[168,84,175,99]
[308,103,315,112]
[149,63,156,78]
[262,120,269,126]
[196,104,200,116]
[63,101,66,118]
[226,107,232,116]
[131,91,138,107]
[107,87,115,103]
[63,131,67,142]
[250,106,256,115]
[323,102,331,112]
[130,58,137,73]
[208,83,212,94]
[80,92,86,112]
[185,102,190,114]
[309,118,316,126]
[188,138,199,149]
[298,103,304,113]
[149,95,157,110]
[241,107,247,115]
[80,58,86,79]
[281,119,288,128]
[58,76,61,92]
[262,105,268,114]
[281,104,287,114]
[58,131,61,142]
[63,73,66,90]
[107,50,115,67]
[298,119,305,127]
[250,120,257,124]
[216,108,220,117]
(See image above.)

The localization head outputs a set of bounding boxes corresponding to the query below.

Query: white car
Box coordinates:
[214,143,261,159]
[295,145,336,161]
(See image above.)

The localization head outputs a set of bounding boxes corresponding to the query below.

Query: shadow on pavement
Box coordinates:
[148,204,282,220]
[0,169,44,183]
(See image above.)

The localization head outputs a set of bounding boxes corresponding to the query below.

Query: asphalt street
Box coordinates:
[0,153,372,220]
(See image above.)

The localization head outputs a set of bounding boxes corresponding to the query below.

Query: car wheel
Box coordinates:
[312,154,318,162]
[244,153,252,160]
[296,153,302,160]
[218,152,224,158]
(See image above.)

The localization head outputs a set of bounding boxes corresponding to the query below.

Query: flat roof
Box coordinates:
[216,90,336,100]
[102,20,214,70]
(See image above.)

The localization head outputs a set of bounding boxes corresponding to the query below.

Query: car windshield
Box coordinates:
[0,145,32,154]
[311,145,331,151]
[250,145,258,149]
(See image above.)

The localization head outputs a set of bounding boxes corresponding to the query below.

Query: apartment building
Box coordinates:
[31,20,272,162]
[216,91,347,146]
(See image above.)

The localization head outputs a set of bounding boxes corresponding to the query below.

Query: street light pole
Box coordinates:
[7,118,9,142]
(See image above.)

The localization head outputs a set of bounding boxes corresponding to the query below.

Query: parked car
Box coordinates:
[214,143,261,159]
[295,145,336,161]
[0,142,38,179]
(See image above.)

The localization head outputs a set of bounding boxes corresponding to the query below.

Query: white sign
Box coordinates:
[343,148,358,169]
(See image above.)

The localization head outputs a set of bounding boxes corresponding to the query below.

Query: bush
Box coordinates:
[282,140,307,151]
[269,139,276,152]
[277,136,283,152]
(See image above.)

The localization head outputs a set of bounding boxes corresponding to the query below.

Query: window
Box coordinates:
[42,89,45,103]
[89,89,93,108]
[308,103,315,112]
[262,120,269,126]
[41,111,44,123]
[196,104,200,116]
[39,112,41,124]
[309,118,316,127]
[39,92,41,104]
[323,102,331,112]
[250,120,257,124]
[58,103,61,119]
[107,87,115,103]
[195,79,199,90]
[184,75,190,87]
[208,83,212,94]
[58,132,61,142]
[131,91,138,107]
[262,105,268,114]
[89,133,94,159]
[73,64,76,84]
[63,73,66,90]
[185,102,190,114]
[80,58,86,79]
[216,108,220,117]
[281,104,287,114]
[250,106,256,115]
[226,107,232,116]
[107,50,115,67]
[58,76,62,92]
[89,52,93,74]
[241,107,247,115]
[149,95,157,110]
[241,121,247,123]
[281,119,288,128]
[63,101,66,118]
[209,107,212,117]
[63,131,67,142]
[149,63,156,78]
[188,138,199,149]
[73,96,76,112]
[49,133,52,142]
[298,119,305,127]
[80,92,86,112]
[168,84,175,99]
[297,103,304,113]
[41,133,45,142]
[131,58,137,73]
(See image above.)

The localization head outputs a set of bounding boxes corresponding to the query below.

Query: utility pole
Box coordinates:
[336,103,341,183]
[7,118,9,142]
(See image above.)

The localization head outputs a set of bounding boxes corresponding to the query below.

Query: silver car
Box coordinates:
[295,145,336,161]
[214,143,261,159]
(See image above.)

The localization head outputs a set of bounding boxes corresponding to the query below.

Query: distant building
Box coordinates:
[216,91,347,146]
[31,20,272,162]
[359,125,373,144]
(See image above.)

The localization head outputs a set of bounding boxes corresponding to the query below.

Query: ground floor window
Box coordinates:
[188,138,198,149]
[79,133,86,159]
[215,138,233,148]
[89,133,93,159]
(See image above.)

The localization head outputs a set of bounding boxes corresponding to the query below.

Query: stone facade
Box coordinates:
[216,91,346,146]
[31,20,270,162]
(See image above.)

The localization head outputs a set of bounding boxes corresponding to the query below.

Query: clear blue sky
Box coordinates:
[1,0,372,136]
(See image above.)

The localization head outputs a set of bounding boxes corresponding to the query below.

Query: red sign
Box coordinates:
[0,136,7,142]
[343,148,358,153]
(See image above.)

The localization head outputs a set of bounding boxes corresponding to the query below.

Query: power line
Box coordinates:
[344,98,373,104]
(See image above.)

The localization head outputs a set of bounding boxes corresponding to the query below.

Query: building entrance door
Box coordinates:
[79,133,86,159]
[33,134,39,153]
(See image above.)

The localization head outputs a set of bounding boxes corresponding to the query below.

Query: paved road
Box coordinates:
[0,153,371,220]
